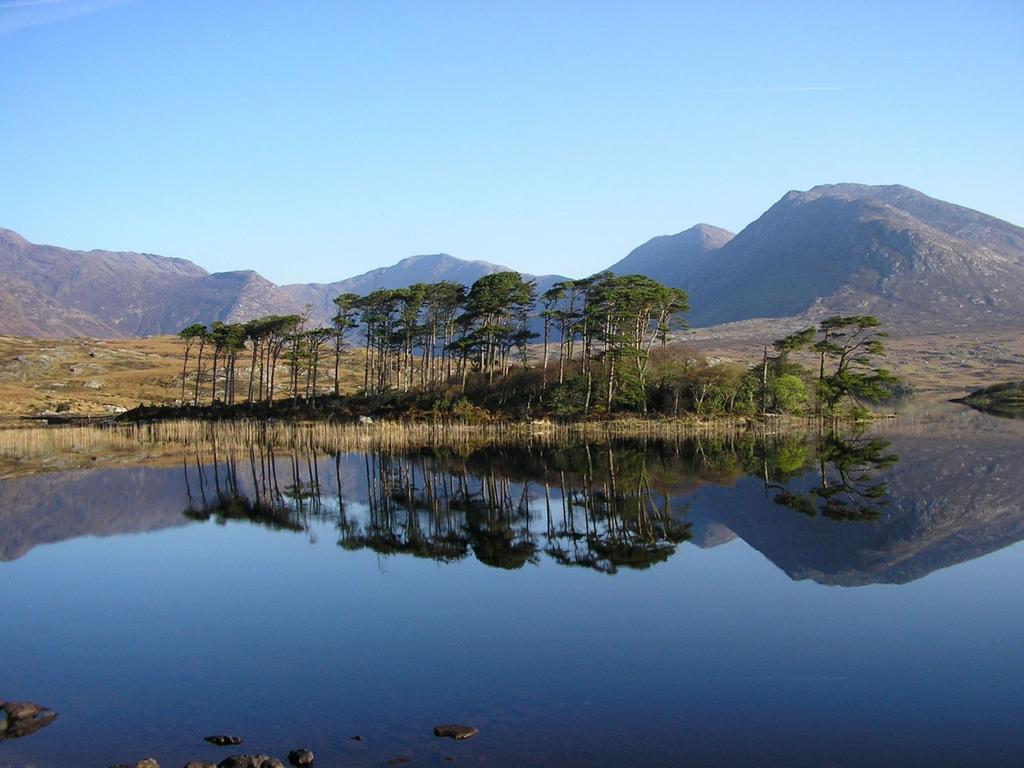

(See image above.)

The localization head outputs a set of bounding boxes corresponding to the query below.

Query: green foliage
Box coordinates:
[771,314,905,414]
[772,373,809,414]
[953,380,1024,420]
[545,376,589,418]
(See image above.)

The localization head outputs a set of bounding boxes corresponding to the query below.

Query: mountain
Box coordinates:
[0,228,300,338]
[607,223,734,285]
[0,230,564,337]
[671,184,1024,328]
[4,183,1024,338]
[282,253,567,326]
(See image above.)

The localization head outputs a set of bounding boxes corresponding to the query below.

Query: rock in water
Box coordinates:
[4,702,42,721]
[217,756,284,768]
[433,724,479,740]
[287,749,314,766]
[135,761,160,768]
[0,700,59,740]
[185,763,216,768]
[205,735,244,746]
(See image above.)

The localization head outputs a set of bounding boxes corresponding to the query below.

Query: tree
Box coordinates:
[178,323,207,403]
[264,315,302,405]
[305,328,332,403]
[331,293,360,396]
[774,316,897,413]
[581,273,689,413]
[461,272,537,384]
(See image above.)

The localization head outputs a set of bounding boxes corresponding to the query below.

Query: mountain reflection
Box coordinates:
[178,433,898,574]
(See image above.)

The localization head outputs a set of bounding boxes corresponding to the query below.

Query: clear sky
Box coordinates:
[1,0,1022,284]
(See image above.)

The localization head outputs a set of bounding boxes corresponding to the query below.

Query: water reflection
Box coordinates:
[4,418,1021,586]
[177,433,896,574]
[766,434,898,521]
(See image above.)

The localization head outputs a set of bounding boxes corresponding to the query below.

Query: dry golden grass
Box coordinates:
[0,415,790,479]
[0,335,184,417]
[0,334,365,418]
[142,415,772,452]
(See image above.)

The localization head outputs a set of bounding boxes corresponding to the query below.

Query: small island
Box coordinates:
[149,272,903,426]
[953,381,1024,419]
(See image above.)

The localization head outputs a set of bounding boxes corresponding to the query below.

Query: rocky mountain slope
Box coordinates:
[676,184,1024,328]
[0,229,565,337]
[607,223,734,286]
[0,228,299,338]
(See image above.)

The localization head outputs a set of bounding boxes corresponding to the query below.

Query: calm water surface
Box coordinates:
[2,403,1023,767]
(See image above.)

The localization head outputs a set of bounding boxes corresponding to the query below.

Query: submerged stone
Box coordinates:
[0,700,58,740]
[433,724,478,740]
[217,756,284,768]
[205,735,244,746]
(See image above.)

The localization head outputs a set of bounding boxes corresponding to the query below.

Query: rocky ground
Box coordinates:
[680,321,1024,394]
[0,335,184,418]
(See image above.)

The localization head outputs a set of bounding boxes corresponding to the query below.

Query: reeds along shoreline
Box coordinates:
[0,415,834,463]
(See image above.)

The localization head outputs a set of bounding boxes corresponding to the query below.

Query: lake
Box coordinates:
[2,402,1023,767]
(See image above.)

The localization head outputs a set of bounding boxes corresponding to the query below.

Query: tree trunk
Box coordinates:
[180,343,191,403]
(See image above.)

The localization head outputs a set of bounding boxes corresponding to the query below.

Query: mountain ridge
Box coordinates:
[2,182,1023,338]
[677,183,1024,328]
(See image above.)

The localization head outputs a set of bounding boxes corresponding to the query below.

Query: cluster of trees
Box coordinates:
[340,271,689,410]
[177,270,690,412]
[177,266,900,418]
[640,314,899,419]
[178,314,346,407]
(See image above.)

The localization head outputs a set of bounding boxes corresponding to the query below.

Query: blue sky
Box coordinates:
[1,0,1021,284]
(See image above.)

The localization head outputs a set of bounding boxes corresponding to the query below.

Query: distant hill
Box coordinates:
[282,254,566,325]
[607,224,733,286]
[670,184,1024,329]
[0,228,299,338]
[0,230,564,337]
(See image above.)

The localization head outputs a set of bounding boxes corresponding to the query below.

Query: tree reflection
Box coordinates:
[766,433,898,521]
[179,431,898,572]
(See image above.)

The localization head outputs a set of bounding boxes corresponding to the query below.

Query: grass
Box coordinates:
[0,414,808,479]
[0,334,365,418]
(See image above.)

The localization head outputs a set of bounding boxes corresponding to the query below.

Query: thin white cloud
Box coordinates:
[0,0,131,34]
